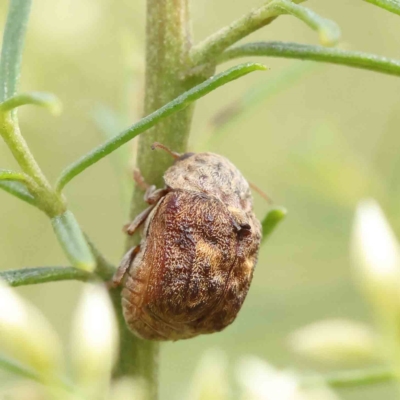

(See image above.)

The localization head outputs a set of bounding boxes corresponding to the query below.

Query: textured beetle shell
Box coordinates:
[120,152,261,341]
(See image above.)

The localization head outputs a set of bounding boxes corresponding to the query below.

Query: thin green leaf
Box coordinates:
[0,266,91,287]
[0,355,41,382]
[0,170,45,209]
[0,92,62,115]
[261,207,287,243]
[0,180,38,207]
[0,168,30,182]
[51,211,96,272]
[218,42,400,77]
[55,62,267,193]
[0,0,32,102]
[364,0,400,16]
[270,0,340,46]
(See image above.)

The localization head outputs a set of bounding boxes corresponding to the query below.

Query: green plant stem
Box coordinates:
[218,41,400,77]
[115,0,192,397]
[55,63,265,193]
[302,367,395,388]
[364,0,400,15]
[0,266,92,287]
[189,0,341,66]
[137,0,193,188]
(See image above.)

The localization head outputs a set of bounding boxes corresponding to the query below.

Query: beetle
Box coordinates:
[113,143,262,341]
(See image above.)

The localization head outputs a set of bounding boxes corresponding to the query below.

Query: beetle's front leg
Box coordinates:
[123,168,169,236]
[123,206,155,236]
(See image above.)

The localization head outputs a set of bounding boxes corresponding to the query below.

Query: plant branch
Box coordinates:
[218,41,400,77]
[0,266,92,287]
[189,0,340,66]
[302,367,395,389]
[0,0,65,218]
[364,0,400,16]
[0,3,96,273]
[55,63,266,193]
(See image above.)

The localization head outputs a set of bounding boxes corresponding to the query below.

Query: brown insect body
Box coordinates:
[117,150,261,341]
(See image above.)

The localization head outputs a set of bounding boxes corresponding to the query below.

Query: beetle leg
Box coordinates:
[133,168,150,191]
[111,245,140,288]
[123,205,155,236]
[144,187,168,205]
[133,168,168,205]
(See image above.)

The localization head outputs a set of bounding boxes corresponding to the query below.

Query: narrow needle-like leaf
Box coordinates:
[0,266,92,287]
[0,180,38,207]
[55,62,267,193]
[0,168,31,182]
[364,0,400,16]
[0,0,32,102]
[0,92,62,115]
[0,170,45,209]
[218,42,400,78]
[51,211,96,272]
[269,0,340,46]
[261,207,287,244]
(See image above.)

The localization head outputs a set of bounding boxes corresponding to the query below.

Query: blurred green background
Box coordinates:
[1,0,400,398]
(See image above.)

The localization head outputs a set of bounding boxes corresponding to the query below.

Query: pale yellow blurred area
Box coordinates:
[1,1,400,399]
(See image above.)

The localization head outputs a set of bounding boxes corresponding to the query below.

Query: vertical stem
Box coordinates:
[114,1,193,399]
[138,0,193,187]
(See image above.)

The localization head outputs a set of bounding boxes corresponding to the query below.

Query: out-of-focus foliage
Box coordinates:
[1,0,400,399]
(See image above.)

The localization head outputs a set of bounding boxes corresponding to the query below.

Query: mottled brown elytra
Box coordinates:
[113,143,261,341]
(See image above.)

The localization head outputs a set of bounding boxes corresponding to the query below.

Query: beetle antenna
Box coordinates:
[151,142,181,159]
[249,181,273,204]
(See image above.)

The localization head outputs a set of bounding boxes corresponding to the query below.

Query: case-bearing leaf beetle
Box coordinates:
[113,143,262,341]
